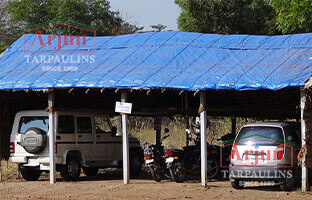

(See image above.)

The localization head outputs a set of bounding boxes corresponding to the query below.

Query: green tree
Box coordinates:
[150,24,167,32]
[175,0,279,35]
[271,0,312,34]
[7,0,142,36]
[0,0,22,51]
[0,42,8,53]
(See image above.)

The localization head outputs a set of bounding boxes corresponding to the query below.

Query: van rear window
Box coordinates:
[18,117,49,134]
[236,126,284,146]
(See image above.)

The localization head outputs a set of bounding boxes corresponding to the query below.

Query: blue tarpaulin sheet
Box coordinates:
[1,31,312,91]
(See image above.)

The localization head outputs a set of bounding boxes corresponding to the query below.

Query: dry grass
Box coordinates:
[0,160,19,181]
[130,117,253,149]
[131,123,186,149]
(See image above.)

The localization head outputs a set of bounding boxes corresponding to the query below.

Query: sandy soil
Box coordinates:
[0,171,312,200]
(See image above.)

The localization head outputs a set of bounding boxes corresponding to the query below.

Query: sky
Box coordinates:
[109,0,180,31]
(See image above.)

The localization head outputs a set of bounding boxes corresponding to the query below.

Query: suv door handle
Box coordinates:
[78,135,82,138]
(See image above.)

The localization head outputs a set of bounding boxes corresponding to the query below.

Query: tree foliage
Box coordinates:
[271,0,312,34]
[175,0,279,35]
[7,0,142,36]
[0,0,22,47]
[150,24,167,32]
[0,42,8,53]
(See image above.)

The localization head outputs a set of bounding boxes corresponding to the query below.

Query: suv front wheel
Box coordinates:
[130,153,142,177]
[60,157,81,181]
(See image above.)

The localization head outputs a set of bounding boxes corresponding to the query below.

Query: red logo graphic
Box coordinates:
[220,135,294,168]
[23,19,96,53]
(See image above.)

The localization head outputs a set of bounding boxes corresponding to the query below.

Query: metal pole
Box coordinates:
[121,91,129,184]
[200,92,207,186]
[48,92,56,184]
[300,89,308,192]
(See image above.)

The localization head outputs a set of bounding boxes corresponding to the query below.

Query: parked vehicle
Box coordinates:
[216,132,236,177]
[9,110,144,181]
[229,122,301,191]
[144,128,172,182]
[165,128,220,182]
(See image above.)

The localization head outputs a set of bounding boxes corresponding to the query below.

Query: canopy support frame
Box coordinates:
[48,92,56,184]
[301,88,309,192]
[200,92,207,186]
[121,90,130,184]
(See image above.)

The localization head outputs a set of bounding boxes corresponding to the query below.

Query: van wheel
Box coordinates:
[280,183,292,191]
[20,169,41,181]
[130,154,142,177]
[280,177,294,191]
[231,180,245,189]
[83,167,98,176]
[60,157,81,181]
[207,159,220,179]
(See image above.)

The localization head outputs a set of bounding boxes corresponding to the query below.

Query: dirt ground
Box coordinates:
[1,171,312,200]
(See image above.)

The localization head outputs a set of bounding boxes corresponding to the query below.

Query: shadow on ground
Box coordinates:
[38,168,303,193]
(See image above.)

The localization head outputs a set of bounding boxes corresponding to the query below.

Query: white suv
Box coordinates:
[9,110,144,181]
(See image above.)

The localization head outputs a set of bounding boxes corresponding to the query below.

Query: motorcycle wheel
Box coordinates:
[169,162,186,183]
[149,166,162,182]
[207,159,220,179]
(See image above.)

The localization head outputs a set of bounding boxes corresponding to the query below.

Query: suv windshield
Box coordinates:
[18,116,49,134]
[235,126,284,146]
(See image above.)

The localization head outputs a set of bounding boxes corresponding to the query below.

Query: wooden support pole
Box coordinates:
[48,92,56,184]
[185,93,190,146]
[231,117,236,135]
[121,91,130,184]
[154,117,162,148]
[200,92,207,186]
[0,161,2,181]
[301,89,309,192]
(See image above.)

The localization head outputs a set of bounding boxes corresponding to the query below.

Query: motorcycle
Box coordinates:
[143,128,172,182]
[166,128,221,183]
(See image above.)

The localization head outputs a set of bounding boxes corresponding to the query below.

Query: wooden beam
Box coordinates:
[121,90,130,184]
[130,107,296,119]
[200,92,207,186]
[48,92,56,184]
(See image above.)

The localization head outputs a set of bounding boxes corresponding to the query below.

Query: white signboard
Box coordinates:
[115,101,132,114]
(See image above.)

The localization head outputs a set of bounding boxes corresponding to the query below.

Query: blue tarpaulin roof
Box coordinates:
[1,31,312,91]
